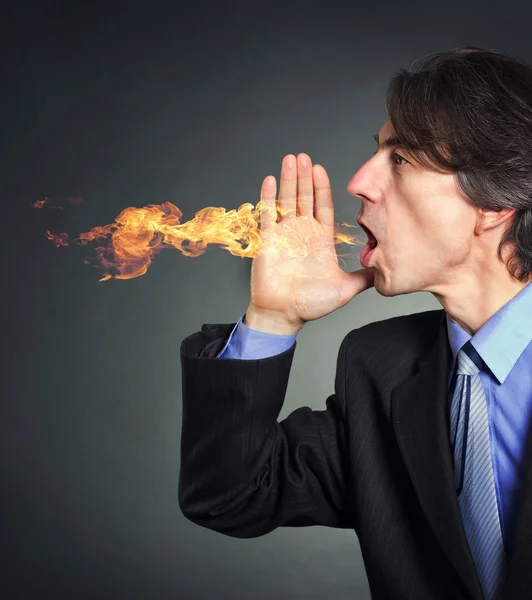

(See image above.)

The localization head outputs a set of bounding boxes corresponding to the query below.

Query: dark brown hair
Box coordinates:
[385,45,532,283]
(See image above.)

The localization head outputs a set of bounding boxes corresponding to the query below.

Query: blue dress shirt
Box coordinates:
[215,282,532,556]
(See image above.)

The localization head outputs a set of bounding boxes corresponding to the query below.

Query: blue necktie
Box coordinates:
[450,340,507,600]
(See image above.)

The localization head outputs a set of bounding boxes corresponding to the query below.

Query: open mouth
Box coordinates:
[359,223,378,248]
[359,223,379,267]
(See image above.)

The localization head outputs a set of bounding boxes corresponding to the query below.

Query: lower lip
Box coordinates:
[360,241,378,267]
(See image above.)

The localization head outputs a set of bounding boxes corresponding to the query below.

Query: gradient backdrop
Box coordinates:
[3,1,532,598]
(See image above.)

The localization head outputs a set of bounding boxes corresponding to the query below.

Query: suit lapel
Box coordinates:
[391,310,484,600]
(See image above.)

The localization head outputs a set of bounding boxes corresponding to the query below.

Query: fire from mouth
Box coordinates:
[33,196,373,282]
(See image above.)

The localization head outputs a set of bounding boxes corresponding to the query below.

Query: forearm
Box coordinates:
[178,323,297,533]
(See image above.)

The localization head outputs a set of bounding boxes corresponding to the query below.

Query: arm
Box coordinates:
[216,312,298,359]
[178,322,352,538]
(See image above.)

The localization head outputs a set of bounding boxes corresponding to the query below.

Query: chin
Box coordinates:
[373,270,417,297]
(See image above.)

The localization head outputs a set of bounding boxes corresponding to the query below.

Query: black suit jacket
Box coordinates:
[178,309,532,600]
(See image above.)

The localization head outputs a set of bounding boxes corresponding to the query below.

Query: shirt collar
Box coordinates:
[446,281,532,385]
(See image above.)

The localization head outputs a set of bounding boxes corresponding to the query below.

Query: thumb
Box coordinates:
[340,267,375,303]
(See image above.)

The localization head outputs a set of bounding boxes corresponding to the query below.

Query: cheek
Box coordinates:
[385,224,451,270]
[391,225,434,255]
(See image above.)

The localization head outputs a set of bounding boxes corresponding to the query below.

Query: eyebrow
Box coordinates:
[373,133,402,150]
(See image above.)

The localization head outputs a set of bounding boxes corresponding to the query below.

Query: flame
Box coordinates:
[34,198,365,283]
[32,196,83,210]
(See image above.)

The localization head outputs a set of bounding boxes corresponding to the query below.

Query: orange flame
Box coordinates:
[34,198,365,282]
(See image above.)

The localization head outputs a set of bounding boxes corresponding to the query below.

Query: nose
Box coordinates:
[346,155,381,202]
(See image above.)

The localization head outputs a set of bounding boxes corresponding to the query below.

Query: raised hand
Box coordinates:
[245,153,375,334]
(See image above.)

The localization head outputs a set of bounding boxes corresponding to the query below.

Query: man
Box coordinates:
[178,45,532,599]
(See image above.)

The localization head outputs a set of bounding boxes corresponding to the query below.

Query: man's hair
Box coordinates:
[385,45,532,283]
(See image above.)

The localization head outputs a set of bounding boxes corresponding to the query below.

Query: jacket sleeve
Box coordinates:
[178,322,353,538]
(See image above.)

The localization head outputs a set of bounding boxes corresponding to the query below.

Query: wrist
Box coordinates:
[243,306,303,335]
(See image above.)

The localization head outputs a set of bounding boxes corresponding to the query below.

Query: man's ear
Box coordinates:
[475,207,516,235]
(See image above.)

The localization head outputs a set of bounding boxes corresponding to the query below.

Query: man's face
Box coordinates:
[347,120,479,298]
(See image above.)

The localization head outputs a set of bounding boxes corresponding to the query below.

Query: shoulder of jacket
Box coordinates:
[342,308,445,357]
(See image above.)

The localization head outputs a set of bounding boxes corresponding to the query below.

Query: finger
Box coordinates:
[277,154,297,221]
[313,164,335,236]
[259,175,277,232]
[296,153,314,218]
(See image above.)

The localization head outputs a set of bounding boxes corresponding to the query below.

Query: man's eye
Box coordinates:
[391,152,408,166]
[371,150,408,166]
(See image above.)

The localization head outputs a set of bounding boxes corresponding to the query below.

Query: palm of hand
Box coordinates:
[251,215,352,324]
[248,152,374,327]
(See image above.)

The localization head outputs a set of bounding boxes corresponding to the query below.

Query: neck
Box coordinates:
[433,270,530,336]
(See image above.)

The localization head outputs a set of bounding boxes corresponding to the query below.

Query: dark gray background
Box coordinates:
[3,1,531,598]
